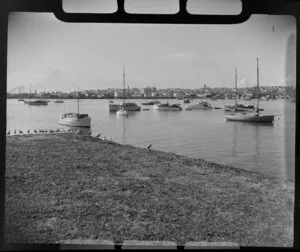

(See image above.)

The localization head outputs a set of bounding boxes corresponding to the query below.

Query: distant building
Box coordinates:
[163,90,174,97]
[141,87,152,97]
[174,91,185,98]
[114,91,128,98]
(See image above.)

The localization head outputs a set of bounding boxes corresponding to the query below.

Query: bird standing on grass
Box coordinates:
[27,129,30,134]
[14,129,17,134]
[34,129,37,133]
[19,130,23,134]
[145,144,152,150]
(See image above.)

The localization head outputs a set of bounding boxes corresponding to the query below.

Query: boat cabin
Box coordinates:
[62,113,89,119]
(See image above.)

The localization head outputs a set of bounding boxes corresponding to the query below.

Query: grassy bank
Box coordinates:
[5,134,294,246]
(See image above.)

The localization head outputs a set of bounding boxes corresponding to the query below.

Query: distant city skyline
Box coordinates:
[7,10,296,92]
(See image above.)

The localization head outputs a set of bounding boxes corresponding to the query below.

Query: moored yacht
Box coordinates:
[224,68,255,112]
[59,87,91,127]
[141,100,160,105]
[111,65,141,112]
[59,113,91,127]
[27,100,48,105]
[154,102,182,111]
[225,59,274,123]
[225,112,274,122]
[186,101,213,110]
[109,102,141,111]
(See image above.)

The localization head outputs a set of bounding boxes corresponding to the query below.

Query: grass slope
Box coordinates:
[5,134,294,246]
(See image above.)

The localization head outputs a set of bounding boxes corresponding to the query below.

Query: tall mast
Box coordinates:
[235,68,237,106]
[123,64,126,104]
[256,58,259,113]
[77,86,80,114]
[29,83,31,101]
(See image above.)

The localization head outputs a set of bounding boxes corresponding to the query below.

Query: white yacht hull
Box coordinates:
[59,115,91,127]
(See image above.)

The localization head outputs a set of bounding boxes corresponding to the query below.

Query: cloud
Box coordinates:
[160,52,196,61]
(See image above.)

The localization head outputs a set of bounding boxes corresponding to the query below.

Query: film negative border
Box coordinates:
[0,0,299,250]
[2,239,241,250]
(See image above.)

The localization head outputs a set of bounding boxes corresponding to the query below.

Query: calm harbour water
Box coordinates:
[7,98,295,181]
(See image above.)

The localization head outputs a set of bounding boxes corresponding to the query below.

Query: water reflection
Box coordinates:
[229,121,275,174]
[254,123,260,169]
[116,115,128,143]
[232,123,237,158]
[108,111,116,119]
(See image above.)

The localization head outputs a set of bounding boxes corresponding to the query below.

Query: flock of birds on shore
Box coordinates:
[6,128,113,141]
[6,129,152,149]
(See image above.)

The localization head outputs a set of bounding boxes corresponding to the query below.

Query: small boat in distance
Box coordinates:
[186,101,213,111]
[59,87,91,127]
[116,65,130,116]
[109,102,141,111]
[154,102,182,111]
[110,65,141,112]
[27,100,48,106]
[224,68,255,113]
[26,84,48,105]
[54,100,64,103]
[142,100,160,105]
[225,59,274,123]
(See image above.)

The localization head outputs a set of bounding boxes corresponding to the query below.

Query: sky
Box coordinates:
[7,1,296,92]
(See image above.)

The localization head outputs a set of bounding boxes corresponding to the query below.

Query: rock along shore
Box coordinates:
[5,133,294,247]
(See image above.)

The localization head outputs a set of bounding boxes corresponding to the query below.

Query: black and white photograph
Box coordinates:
[3,0,296,249]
